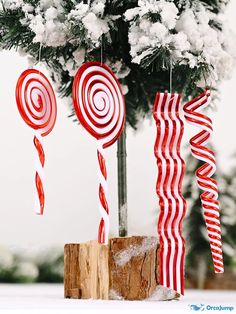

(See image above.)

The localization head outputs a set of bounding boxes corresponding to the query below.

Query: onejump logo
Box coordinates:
[189,304,234,312]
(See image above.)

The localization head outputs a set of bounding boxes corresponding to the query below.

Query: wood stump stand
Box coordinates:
[64,236,179,301]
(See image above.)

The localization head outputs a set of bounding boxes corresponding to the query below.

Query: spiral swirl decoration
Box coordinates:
[72,62,125,148]
[153,92,186,295]
[16,69,57,137]
[183,90,224,274]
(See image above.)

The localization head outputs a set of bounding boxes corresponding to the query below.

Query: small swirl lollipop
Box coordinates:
[16,69,57,215]
[73,62,126,244]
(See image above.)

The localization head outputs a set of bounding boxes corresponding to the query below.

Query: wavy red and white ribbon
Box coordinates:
[153,92,186,295]
[183,90,224,274]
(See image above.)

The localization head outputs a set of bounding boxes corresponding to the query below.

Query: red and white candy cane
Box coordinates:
[72,62,125,244]
[153,92,186,295]
[183,89,224,273]
[16,69,57,215]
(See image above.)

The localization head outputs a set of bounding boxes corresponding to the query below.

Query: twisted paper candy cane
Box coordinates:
[183,90,224,273]
[153,92,186,295]
[97,140,109,244]
[73,62,125,244]
[33,131,45,214]
[16,69,57,214]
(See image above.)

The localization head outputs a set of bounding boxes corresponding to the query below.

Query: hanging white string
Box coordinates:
[38,43,43,65]
[101,35,103,65]
[170,57,173,94]
[37,43,43,74]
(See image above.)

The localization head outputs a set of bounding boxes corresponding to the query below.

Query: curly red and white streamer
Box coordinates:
[73,62,125,244]
[183,90,224,274]
[153,92,186,295]
[16,69,57,215]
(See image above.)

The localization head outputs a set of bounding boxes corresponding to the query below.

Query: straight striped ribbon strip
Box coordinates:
[153,92,186,295]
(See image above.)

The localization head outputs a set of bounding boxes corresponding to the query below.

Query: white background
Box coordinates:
[0,2,235,248]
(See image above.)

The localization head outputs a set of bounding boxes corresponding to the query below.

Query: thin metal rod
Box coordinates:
[170,58,173,94]
[117,124,128,237]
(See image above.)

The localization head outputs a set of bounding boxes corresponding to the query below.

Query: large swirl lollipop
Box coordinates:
[16,69,57,215]
[73,62,126,244]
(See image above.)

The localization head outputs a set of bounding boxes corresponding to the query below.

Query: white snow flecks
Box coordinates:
[67,1,110,47]
[114,237,158,267]
[26,0,67,47]
[73,48,86,66]
[2,0,23,10]
[17,0,110,48]
[126,0,235,87]
[126,0,179,62]
[82,12,109,42]
[121,84,129,95]
[109,289,124,300]
[110,285,178,301]
[146,285,178,301]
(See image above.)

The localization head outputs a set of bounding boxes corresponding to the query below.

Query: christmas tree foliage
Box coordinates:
[0,0,234,127]
[184,153,236,288]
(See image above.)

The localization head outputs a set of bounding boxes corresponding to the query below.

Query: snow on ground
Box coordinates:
[0,284,235,313]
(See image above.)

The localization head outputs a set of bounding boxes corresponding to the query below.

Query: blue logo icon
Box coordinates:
[189,304,205,311]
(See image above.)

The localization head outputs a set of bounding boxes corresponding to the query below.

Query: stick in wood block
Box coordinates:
[64,236,180,301]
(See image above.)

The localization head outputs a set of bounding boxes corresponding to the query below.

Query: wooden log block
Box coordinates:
[64,236,179,301]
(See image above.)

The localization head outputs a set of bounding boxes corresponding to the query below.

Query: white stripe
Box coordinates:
[171,94,185,294]
[163,93,177,290]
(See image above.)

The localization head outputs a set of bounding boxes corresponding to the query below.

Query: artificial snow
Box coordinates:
[82,12,109,42]
[109,289,124,300]
[125,0,234,86]
[109,285,177,301]
[146,285,178,301]
[2,0,235,96]
[114,237,158,267]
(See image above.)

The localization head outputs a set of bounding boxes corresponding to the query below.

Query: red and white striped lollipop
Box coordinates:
[73,62,126,244]
[16,69,57,215]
